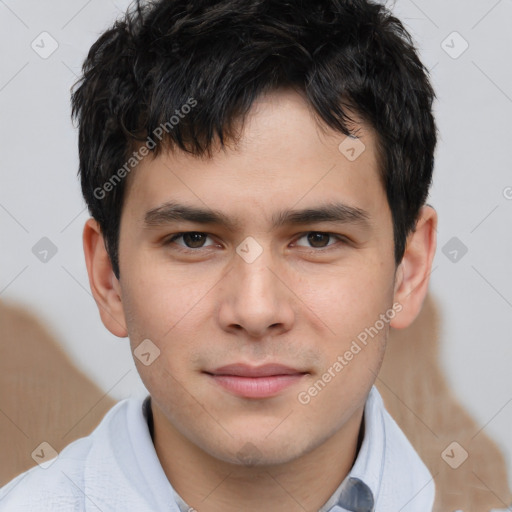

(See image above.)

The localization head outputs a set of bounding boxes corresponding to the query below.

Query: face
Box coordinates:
[114,89,399,466]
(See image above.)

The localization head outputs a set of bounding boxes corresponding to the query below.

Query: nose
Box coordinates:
[216,241,295,339]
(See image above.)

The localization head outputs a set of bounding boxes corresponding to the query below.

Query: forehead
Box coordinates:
[122,89,386,226]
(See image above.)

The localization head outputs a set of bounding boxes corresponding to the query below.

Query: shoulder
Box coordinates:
[0,399,132,512]
[0,435,92,511]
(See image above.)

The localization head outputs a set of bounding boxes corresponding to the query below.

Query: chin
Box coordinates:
[200,433,311,468]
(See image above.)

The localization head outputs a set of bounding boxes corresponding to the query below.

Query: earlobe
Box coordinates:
[390,205,437,329]
[82,218,128,338]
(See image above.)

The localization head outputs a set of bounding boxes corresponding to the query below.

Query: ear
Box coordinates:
[82,218,128,337]
[390,205,437,329]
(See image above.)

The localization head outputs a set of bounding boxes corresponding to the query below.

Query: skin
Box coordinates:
[83,88,437,512]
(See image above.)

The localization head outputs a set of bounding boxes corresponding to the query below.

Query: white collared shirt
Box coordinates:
[318,386,435,511]
[0,386,435,511]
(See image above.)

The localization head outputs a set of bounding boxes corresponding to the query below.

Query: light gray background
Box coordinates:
[1,0,511,491]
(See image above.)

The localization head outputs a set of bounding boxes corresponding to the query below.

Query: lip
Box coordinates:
[209,363,305,377]
[205,363,308,398]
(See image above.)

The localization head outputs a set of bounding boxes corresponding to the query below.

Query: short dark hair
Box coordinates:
[71,0,437,279]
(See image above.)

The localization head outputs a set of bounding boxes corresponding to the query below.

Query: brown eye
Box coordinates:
[166,232,214,249]
[307,232,331,248]
[295,232,342,249]
[181,232,208,248]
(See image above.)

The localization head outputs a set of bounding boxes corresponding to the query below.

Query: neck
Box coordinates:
[150,402,365,512]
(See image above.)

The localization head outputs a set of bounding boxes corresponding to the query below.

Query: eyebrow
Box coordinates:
[143,200,371,231]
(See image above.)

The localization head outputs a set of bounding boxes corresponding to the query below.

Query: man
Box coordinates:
[0,0,438,510]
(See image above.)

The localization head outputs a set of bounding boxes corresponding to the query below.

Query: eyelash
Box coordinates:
[163,231,349,253]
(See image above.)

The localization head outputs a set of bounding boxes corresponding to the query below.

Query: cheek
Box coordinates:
[119,259,225,399]
[121,256,215,341]
[292,269,392,422]
[293,260,395,342]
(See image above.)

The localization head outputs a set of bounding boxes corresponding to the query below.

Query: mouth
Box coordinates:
[204,363,309,399]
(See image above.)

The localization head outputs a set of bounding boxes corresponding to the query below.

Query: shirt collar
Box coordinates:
[142,385,433,512]
[142,388,380,512]
[318,385,384,512]
[319,385,435,511]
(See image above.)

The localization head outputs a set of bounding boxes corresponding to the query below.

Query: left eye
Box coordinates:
[294,232,344,249]
[166,232,215,249]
